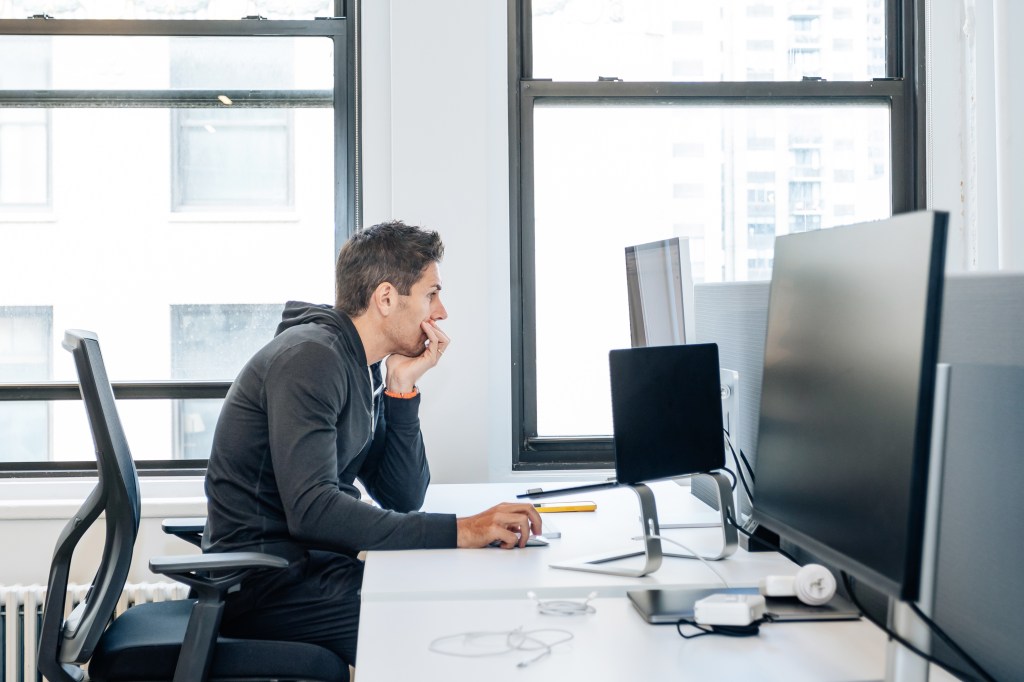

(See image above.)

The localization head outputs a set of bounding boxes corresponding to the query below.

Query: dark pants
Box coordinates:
[221,550,364,667]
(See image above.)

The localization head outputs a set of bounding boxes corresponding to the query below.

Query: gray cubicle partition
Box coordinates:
[930,273,1024,680]
[693,273,1024,679]
[692,281,770,519]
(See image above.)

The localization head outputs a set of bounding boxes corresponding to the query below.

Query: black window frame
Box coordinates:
[508,0,928,471]
[0,4,360,477]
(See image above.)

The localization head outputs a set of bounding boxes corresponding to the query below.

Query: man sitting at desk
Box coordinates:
[203,220,541,668]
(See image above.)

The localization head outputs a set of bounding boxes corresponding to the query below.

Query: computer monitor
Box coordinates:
[625,238,740,518]
[610,343,724,484]
[546,343,735,576]
[624,237,695,347]
[751,211,948,602]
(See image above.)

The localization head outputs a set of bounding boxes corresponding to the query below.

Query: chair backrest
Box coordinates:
[38,330,142,682]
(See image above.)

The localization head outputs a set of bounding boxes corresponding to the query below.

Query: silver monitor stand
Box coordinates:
[549,473,738,578]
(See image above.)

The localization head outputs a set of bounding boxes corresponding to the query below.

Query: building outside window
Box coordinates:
[514,0,919,469]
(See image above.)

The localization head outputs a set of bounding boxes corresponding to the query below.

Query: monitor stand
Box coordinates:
[662,472,737,561]
[549,473,738,578]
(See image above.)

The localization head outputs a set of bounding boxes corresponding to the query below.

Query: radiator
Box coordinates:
[1,582,189,682]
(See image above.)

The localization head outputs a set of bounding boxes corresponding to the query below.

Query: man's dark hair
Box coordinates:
[335,220,445,316]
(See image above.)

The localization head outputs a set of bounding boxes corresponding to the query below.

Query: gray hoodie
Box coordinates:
[203,301,456,560]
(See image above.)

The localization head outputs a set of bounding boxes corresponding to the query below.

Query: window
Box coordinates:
[512,0,921,469]
[0,5,356,475]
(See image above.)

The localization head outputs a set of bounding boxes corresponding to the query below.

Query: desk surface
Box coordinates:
[357,481,887,681]
[356,596,888,682]
[362,480,797,601]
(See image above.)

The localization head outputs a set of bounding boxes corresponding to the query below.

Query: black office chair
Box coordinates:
[38,330,349,682]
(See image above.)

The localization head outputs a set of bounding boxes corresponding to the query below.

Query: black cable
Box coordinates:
[722,509,799,565]
[907,601,997,682]
[714,466,737,491]
[841,573,993,682]
[737,448,756,485]
[723,430,754,503]
[675,617,767,640]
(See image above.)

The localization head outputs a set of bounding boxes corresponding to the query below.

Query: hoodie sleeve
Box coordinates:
[358,392,431,512]
[264,342,456,552]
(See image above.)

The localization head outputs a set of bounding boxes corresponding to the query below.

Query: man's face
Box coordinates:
[387,262,447,357]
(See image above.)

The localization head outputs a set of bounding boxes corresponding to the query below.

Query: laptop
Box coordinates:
[627,587,862,624]
[517,343,725,500]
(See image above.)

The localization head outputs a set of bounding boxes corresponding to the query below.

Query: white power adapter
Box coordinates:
[693,593,767,626]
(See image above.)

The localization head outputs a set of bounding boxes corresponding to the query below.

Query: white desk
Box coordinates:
[362,481,798,601]
[356,596,888,682]
[356,481,888,681]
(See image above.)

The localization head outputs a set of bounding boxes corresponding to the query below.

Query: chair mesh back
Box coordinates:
[38,330,141,680]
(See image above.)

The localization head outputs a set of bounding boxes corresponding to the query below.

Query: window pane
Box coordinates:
[171,303,282,459]
[532,0,887,81]
[0,36,332,91]
[0,307,51,461]
[0,0,333,20]
[532,103,890,437]
[0,37,51,209]
[0,36,50,88]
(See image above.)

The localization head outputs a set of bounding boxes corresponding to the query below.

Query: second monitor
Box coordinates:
[549,342,737,577]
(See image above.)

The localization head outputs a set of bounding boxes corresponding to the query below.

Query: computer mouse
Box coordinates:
[489,535,550,548]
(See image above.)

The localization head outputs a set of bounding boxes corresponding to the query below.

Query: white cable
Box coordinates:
[527,590,597,616]
[649,535,731,589]
[428,626,574,668]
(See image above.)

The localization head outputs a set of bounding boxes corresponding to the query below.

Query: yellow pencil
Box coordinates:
[533,501,597,513]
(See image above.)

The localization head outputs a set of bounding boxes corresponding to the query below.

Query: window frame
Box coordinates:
[508,0,928,471]
[0,7,360,477]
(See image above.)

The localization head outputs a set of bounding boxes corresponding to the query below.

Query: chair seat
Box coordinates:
[88,600,349,682]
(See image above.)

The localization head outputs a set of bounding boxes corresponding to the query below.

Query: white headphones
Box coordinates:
[759,563,837,606]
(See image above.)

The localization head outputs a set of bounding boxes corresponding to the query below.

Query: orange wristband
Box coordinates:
[384,387,419,399]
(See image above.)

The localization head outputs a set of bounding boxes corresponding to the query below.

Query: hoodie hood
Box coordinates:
[276,301,369,368]
[276,301,342,336]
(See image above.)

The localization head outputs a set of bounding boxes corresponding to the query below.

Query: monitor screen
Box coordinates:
[609,343,724,484]
[625,238,695,347]
[751,211,947,602]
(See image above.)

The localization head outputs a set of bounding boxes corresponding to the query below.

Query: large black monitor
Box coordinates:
[751,211,948,602]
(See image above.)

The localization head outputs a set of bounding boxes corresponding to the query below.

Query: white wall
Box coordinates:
[928,0,1024,272]
[361,0,522,484]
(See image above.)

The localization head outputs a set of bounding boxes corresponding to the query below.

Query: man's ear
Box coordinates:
[372,281,396,316]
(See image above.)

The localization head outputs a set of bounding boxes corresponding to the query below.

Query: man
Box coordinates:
[203,220,541,666]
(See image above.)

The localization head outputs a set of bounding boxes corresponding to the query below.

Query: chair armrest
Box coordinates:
[150,551,288,575]
[148,551,289,682]
[161,517,206,548]
[149,551,289,604]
